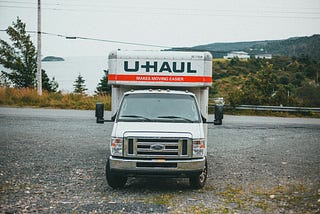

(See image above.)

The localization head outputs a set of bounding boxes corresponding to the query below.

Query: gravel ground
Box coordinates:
[0,107,319,213]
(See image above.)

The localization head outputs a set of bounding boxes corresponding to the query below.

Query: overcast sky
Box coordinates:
[1,0,320,57]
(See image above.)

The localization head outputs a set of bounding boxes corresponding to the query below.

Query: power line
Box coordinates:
[1,0,319,14]
[0,29,231,53]
[0,0,59,5]
[0,29,173,48]
[43,32,173,49]
[1,4,320,19]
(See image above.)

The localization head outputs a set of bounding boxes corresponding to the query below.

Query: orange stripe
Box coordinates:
[108,74,212,83]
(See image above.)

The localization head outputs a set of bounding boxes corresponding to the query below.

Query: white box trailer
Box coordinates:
[96,50,213,189]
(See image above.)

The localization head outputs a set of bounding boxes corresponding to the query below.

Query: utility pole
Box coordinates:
[37,0,42,95]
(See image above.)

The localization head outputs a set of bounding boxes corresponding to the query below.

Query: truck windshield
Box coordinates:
[117,93,201,123]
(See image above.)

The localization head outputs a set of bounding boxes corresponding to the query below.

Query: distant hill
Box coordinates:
[249,35,320,60]
[170,34,320,60]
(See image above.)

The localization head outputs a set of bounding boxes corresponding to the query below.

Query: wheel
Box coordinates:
[189,159,207,189]
[106,158,127,189]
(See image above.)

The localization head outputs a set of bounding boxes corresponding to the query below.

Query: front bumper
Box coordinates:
[109,156,206,178]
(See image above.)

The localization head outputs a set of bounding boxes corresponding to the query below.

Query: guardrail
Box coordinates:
[209,104,320,113]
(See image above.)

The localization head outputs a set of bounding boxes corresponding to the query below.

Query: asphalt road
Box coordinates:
[0,107,319,213]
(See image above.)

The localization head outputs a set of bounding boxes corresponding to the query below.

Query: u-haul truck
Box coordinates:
[96,50,213,188]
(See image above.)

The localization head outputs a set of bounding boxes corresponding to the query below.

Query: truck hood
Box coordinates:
[112,122,204,139]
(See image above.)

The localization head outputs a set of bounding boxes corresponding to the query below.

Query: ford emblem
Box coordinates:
[150,144,165,151]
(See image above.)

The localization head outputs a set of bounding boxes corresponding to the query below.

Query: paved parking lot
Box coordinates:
[1,107,319,213]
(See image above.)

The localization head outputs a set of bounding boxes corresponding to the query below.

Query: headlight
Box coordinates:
[110,137,123,156]
[193,139,205,157]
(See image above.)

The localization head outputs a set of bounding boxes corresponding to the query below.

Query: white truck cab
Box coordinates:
[96,50,213,188]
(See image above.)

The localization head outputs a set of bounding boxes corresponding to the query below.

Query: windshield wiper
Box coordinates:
[157,116,194,123]
[120,115,151,121]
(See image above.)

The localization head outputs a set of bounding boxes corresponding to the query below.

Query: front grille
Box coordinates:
[124,137,191,158]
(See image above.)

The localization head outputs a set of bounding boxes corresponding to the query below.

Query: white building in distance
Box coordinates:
[254,54,272,59]
[224,51,250,60]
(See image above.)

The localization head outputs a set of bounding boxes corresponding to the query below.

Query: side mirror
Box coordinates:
[214,105,224,125]
[95,103,105,124]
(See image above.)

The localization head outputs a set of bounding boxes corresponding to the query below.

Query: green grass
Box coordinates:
[148,194,174,205]
[182,182,319,213]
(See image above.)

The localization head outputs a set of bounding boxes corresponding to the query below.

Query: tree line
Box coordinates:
[211,56,320,107]
[0,17,110,96]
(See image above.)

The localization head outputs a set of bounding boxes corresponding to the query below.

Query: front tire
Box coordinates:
[106,158,127,189]
[189,159,207,189]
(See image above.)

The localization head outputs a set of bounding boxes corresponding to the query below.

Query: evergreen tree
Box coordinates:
[95,69,111,95]
[0,17,57,91]
[0,17,36,88]
[42,70,58,92]
[0,73,10,87]
[49,77,59,93]
[73,74,87,94]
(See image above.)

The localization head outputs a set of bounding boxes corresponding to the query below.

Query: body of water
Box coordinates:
[43,56,108,95]
[0,56,108,95]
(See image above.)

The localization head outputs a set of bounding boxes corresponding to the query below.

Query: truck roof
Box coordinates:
[109,50,212,61]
